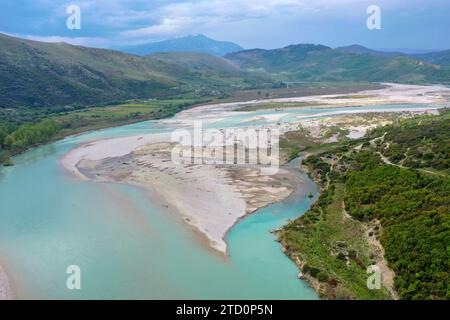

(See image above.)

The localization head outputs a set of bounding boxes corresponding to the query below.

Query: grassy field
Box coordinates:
[55,98,208,134]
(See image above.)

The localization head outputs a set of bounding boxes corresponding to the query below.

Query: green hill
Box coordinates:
[226,44,450,84]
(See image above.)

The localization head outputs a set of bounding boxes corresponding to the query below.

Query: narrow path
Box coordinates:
[377,151,446,177]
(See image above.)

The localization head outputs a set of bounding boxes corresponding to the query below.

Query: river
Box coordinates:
[0,103,439,299]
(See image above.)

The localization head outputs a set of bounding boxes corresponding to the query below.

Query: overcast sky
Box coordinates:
[1,0,449,50]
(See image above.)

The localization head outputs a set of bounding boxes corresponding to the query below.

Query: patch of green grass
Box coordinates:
[323,126,350,139]
[279,127,317,163]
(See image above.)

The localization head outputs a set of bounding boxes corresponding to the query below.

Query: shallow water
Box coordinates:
[0,103,437,299]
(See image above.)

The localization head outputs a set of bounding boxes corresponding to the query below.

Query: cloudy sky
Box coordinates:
[1,0,449,51]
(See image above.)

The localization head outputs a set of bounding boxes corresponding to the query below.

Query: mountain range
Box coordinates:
[0,33,263,109]
[225,44,450,83]
[1,32,449,110]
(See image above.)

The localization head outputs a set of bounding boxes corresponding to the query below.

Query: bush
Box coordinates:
[316,272,329,282]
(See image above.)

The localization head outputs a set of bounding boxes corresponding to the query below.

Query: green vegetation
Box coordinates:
[344,153,449,299]
[279,110,450,300]
[369,112,450,174]
[279,127,317,162]
[2,119,60,151]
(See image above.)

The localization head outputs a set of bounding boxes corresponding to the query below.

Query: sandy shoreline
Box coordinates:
[60,83,450,254]
[67,140,297,253]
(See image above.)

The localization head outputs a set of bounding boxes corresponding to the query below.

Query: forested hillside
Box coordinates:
[279,110,449,300]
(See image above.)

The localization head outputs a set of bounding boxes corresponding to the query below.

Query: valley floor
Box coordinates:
[60,83,450,257]
[3,83,447,299]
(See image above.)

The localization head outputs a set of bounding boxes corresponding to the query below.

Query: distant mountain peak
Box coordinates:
[119,34,244,57]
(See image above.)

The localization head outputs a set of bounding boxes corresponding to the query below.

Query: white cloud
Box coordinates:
[119,0,312,40]
[117,0,421,42]
[3,0,435,48]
